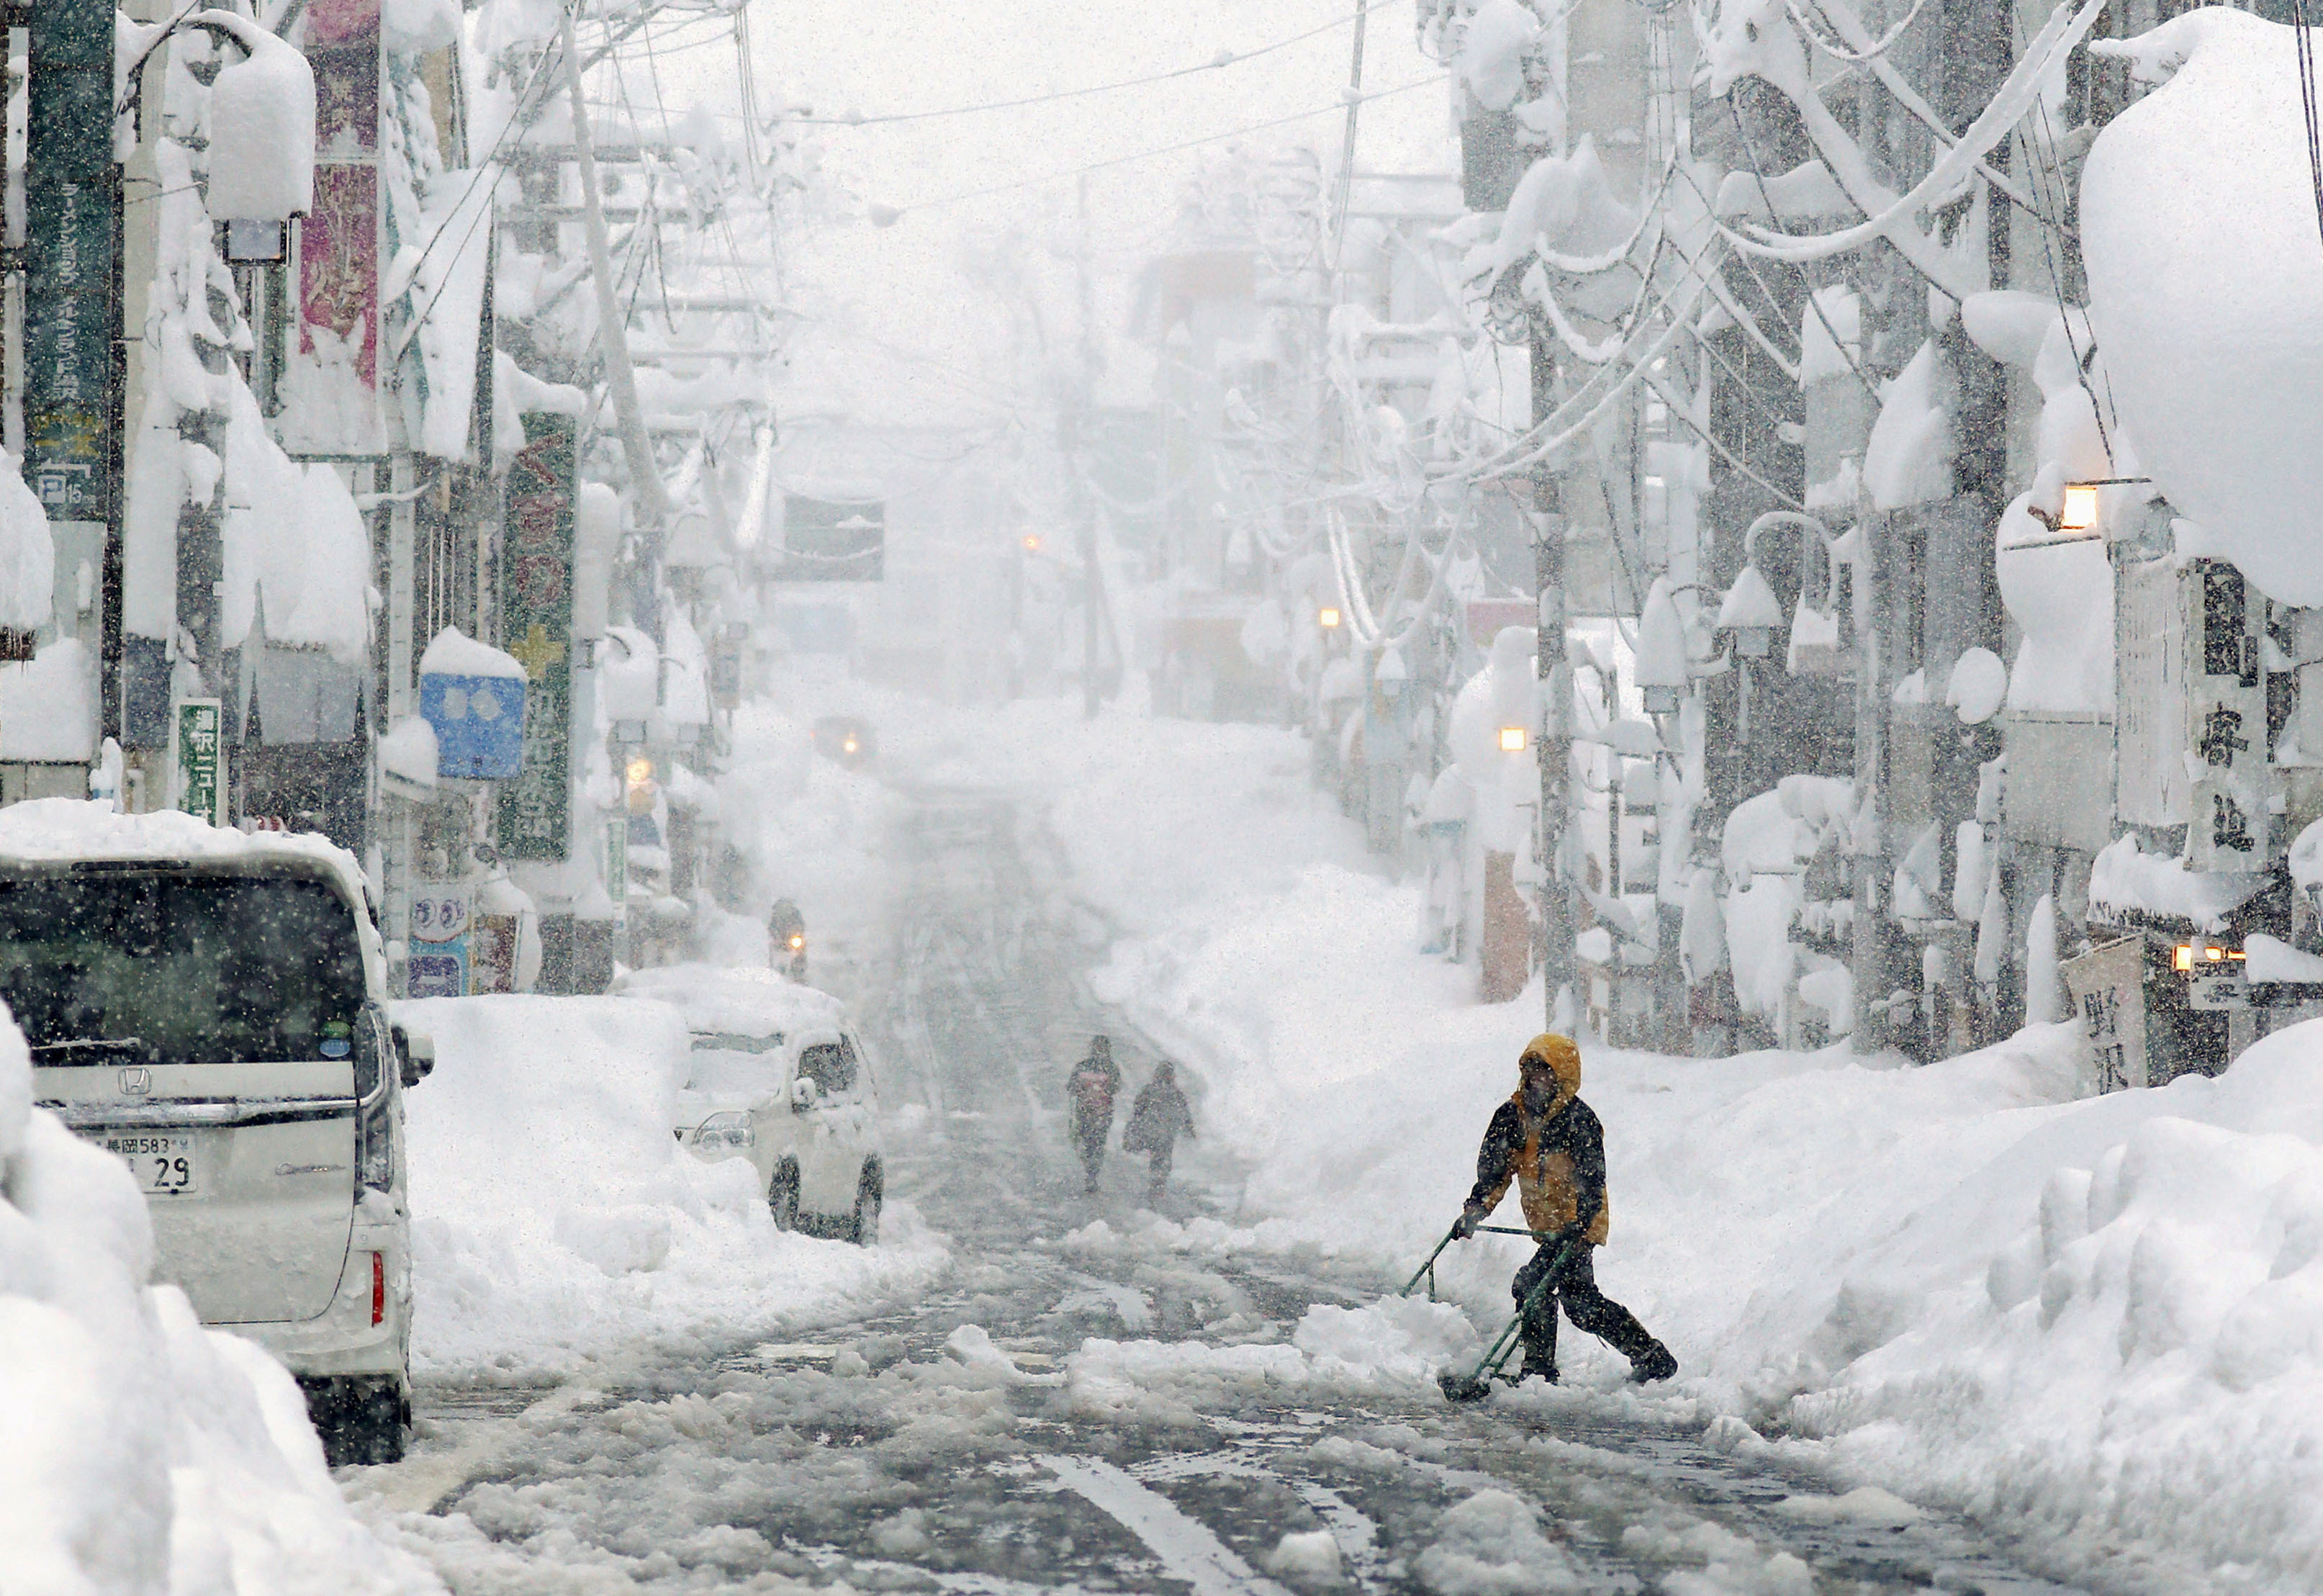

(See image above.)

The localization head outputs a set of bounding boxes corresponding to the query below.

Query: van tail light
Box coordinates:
[356,1089,394,1195]
[371,1252,386,1325]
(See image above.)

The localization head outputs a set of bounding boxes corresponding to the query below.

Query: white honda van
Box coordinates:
[0,801,428,1465]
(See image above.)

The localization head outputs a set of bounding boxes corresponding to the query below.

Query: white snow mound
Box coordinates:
[2083,9,2323,603]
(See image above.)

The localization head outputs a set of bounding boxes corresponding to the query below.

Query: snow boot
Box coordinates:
[1512,1357,1559,1387]
[1629,1342,1677,1384]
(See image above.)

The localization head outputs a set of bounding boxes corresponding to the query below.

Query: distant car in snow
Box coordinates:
[812,714,877,769]
[615,963,885,1244]
[0,801,430,1467]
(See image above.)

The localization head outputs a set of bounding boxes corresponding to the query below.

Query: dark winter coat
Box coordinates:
[1463,1033,1611,1245]
[1067,1054,1122,1140]
[1124,1077,1193,1155]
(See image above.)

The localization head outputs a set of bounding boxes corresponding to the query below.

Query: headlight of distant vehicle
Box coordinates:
[693,1112,756,1154]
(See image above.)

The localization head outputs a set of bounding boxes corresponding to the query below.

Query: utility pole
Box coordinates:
[1328,0,1369,264]
[1074,173,1102,720]
[1532,335,1574,1029]
[561,6,669,527]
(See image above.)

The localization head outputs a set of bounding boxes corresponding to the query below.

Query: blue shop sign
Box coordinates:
[419,672,528,779]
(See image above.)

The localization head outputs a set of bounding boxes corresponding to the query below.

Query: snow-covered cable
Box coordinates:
[1438,242,1723,484]
[1723,0,2109,266]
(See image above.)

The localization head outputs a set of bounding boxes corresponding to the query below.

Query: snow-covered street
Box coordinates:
[340,789,2087,1595]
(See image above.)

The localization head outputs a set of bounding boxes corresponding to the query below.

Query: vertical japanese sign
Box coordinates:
[175,700,225,826]
[2186,561,2272,873]
[2063,937,2149,1093]
[496,414,577,860]
[281,0,384,453]
[604,818,628,924]
[24,0,118,659]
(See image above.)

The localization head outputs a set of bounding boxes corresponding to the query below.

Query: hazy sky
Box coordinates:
[650,2,1457,428]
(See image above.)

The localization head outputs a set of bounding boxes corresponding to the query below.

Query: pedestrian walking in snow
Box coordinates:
[1452,1034,1677,1386]
[1123,1060,1194,1202]
[1065,1035,1122,1193]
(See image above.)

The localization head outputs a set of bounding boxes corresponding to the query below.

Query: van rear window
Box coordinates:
[0,873,364,1065]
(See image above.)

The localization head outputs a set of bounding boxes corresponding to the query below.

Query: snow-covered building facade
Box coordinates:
[1392,0,2323,1076]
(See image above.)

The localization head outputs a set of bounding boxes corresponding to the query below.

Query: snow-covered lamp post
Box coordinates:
[1716,565,1782,662]
[1635,577,1691,716]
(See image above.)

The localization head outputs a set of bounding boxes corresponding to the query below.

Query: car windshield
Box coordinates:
[0,871,364,1065]
[684,1031,785,1096]
[798,1039,856,1098]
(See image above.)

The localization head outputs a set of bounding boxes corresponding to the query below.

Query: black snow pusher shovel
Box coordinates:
[1436,1233,1573,1404]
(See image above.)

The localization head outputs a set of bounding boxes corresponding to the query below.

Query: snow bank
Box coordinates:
[0,638,97,762]
[394,996,944,1379]
[2083,9,2323,603]
[0,446,55,632]
[1018,700,2323,1588]
[1063,1296,1478,1420]
[0,1004,436,1593]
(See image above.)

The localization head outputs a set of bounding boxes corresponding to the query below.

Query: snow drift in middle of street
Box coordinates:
[394,996,944,1379]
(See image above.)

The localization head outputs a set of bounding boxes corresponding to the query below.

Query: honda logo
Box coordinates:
[117,1067,153,1096]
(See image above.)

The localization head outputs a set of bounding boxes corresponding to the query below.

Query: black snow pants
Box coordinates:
[1512,1240,1659,1376]
[1074,1114,1109,1190]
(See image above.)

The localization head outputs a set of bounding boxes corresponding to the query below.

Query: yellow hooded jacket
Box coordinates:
[1462,1034,1610,1245]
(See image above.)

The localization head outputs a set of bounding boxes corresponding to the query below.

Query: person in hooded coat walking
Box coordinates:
[1452,1033,1676,1386]
[1065,1035,1122,1193]
[1123,1060,1194,1201]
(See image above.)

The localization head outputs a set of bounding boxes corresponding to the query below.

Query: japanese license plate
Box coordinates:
[104,1134,199,1196]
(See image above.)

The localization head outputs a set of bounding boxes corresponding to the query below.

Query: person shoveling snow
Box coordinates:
[1451,1034,1676,1388]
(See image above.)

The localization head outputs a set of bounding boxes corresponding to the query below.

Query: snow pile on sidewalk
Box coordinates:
[396,996,944,1379]
[1090,804,2323,1587]
[0,1008,437,1593]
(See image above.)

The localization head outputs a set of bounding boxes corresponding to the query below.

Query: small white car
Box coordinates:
[617,964,884,1243]
[0,802,429,1466]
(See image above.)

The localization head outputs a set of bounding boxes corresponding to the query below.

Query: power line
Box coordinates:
[890,75,1443,216]
[790,9,1363,128]
[2294,0,2323,250]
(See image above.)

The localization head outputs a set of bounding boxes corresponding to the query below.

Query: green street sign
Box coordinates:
[176,699,224,826]
[495,414,577,860]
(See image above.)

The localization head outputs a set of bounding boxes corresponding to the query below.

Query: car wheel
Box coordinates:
[769,1160,801,1230]
[849,1164,883,1246]
[309,1377,407,1468]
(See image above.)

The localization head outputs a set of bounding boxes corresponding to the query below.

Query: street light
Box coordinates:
[1021,533,1042,554]
[1318,605,1343,630]
[2060,482,2100,533]
[1499,726,1528,753]
[1715,564,1782,658]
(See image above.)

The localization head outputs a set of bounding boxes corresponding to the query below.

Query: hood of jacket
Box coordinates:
[1516,1032,1582,1117]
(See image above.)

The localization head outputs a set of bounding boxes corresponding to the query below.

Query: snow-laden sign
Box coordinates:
[418,627,527,780]
[2083,10,2323,603]
[496,414,577,860]
[203,25,317,222]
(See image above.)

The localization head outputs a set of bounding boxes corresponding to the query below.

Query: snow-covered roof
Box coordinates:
[0,799,382,988]
[2086,834,2268,932]
[420,626,527,680]
[612,962,847,1040]
[0,798,365,893]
